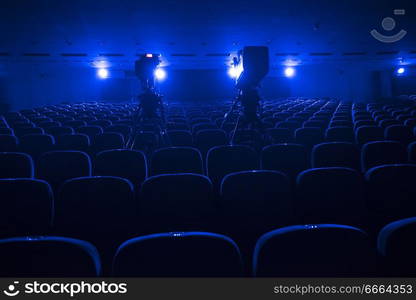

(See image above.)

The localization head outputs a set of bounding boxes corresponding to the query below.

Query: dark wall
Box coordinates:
[2,61,395,111]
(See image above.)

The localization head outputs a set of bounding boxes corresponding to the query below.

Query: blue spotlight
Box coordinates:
[154,68,166,81]
[97,68,109,79]
[396,67,405,75]
[284,67,296,78]
[228,65,243,79]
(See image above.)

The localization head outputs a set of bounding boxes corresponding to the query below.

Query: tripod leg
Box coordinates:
[230,115,242,146]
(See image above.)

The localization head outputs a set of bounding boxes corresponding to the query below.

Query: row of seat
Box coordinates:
[2,139,416,186]
[2,218,415,277]
[1,163,415,238]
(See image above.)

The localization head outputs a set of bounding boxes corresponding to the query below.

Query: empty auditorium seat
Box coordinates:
[62,120,87,128]
[0,236,101,276]
[361,141,407,172]
[220,170,292,224]
[266,128,293,143]
[261,144,308,178]
[0,134,18,152]
[167,130,193,146]
[56,176,136,240]
[384,125,414,145]
[195,129,228,156]
[55,134,90,152]
[139,174,214,226]
[91,133,124,153]
[19,134,55,159]
[37,151,91,191]
[207,145,258,189]
[150,147,203,176]
[377,217,416,276]
[0,128,13,135]
[312,142,360,169]
[0,152,34,178]
[132,132,159,153]
[294,127,324,148]
[76,125,103,140]
[105,125,132,140]
[14,127,44,137]
[253,224,372,276]
[365,164,416,222]
[325,126,355,143]
[409,141,416,162]
[94,149,147,185]
[44,126,74,137]
[355,126,384,145]
[296,168,365,223]
[112,232,242,277]
[0,179,53,236]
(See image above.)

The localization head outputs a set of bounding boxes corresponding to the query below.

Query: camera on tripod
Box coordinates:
[132,54,165,131]
[224,46,270,142]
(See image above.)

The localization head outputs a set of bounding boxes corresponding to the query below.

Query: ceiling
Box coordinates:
[1,0,415,70]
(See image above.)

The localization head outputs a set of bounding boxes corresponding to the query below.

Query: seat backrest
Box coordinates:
[0,152,34,178]
[112,232,242,277]
[384,125,414,145]
[325,126,354,143]
[377,217,416,276]
[253,224,372,276]
[19,134,55,158]
[312,142,360,169]
[56,176,135,238]
[55,134,90,152]
[365,164,416,221]
[294,127,324,147]
[296,167,365,223]
[266,128,293,143]
[220,170,292,219]
[76,125,103,140]
[140,173,214,220]
[361,141,407,172]
[0,179,53,237]
[0,236,101,277]
[44,126,74,137]
[409,141,416,162]
[150,147,203,176]
[0,134,18,152]
[355,126,384,145]
[91,133,124,153]
[37,151,91,190]
[261,144,308,178]
[206,145,258,188]
[94,149,147,185]
[195,129,228,155]
[167,130,193,147]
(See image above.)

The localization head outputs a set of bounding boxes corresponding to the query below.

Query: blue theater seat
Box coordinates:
[112,232,242,277]
[296,167,365,224]
[55,176,136,239]
[150,147,203,176]
[0,134,18,152]
[0,179,53,237]
[37,151,92,191]
[207,145,258,189]
[312,142,360,170]
[361,141,407,172]
[261,144,308,178]
[55,134,90,152]
[0,236,101,277]
[378,217,416,276]
[365,164,416,222]
[94,149,147,185]
[253,224,373,277]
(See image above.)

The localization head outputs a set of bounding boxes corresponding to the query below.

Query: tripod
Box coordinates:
[221,90,264,146]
